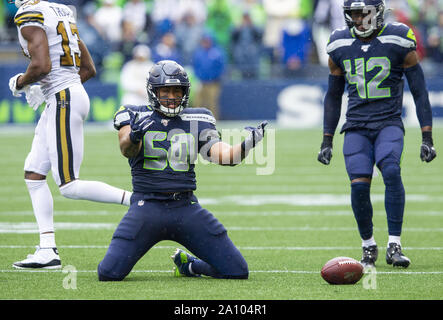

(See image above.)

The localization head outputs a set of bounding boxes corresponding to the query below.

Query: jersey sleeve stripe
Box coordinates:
[326,39,356,54]
[180,113,216,125]
[15,15,44,27]
[14,12,44,26]
[378,35,415,48]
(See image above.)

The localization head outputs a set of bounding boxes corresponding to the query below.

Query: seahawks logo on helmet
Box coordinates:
[343,0,386,38]
[146,60,191,118]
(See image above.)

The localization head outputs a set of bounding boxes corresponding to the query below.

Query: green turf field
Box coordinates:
[0,125,442,300]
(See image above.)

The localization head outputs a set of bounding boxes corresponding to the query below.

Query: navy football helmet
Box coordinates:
[146,60,190,117]
[343,0,385,38]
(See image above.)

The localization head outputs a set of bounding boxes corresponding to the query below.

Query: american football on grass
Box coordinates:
[321,257,364,285]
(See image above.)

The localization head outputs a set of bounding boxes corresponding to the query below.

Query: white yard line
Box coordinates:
[1,222,443,233]
[2,193,443,206]
[2,210,443,216]
[0,269,442,275]
[0,245,442,250]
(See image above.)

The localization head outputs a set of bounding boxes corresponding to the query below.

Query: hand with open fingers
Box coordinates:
[244,121,268,150]
[9,73,26,97]
[25,85,45,111]
[129,113,155,144]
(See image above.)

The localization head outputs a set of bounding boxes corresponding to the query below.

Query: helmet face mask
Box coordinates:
[146,60,190,117]
[156,86,184,112]
[343,0,385,38]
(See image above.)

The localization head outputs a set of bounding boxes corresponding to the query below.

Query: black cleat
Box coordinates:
[360,245,378,268]
[386,243,411,268]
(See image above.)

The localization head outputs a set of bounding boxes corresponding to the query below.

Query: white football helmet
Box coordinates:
[7,0,33,8]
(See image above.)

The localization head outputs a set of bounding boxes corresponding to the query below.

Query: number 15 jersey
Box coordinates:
[14,0,82,98]
[327,23,417,132]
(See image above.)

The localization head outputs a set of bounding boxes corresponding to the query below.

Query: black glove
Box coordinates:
[420,131,436,162]
[129,113,155,144]
[243,121,268,150]
[318,135,333,165]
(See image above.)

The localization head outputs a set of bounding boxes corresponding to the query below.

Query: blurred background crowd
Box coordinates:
[0,0,442,114]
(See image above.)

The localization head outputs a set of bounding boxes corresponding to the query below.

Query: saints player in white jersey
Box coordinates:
[8,0,132,269]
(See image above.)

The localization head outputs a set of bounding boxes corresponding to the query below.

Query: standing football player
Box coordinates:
[97,60,267,280]
[318,0,436,268]
[8,0,132,269]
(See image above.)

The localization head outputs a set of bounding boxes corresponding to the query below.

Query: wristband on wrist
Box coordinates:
[129,132,141,145]
[422,131,433,144]
[322,135,333,148]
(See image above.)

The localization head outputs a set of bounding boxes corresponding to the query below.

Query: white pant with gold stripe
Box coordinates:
[24,83,89,186]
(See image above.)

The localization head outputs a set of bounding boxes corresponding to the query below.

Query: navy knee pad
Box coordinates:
[97,255,129,281]
[380,162,402,186]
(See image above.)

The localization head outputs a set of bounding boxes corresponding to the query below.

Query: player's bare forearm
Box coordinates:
[209,141,244,166]
[403,51,419,69]
[328,56,344,76]
[17,26,51,88]
[118,126,142,158]
[78,40,96,83]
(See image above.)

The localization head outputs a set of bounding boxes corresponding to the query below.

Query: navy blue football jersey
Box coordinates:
[327,23,417,132]
[113,106,221,193]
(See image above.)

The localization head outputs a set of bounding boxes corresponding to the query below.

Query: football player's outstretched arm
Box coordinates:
[209,141,244,166]
[78,39,96,83]
[318,57,345,165]
[15,26,51,89]
[209,121,267,166]
[403,51,436,162]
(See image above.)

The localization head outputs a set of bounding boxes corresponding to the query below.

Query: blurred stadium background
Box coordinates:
[0,0,442,127]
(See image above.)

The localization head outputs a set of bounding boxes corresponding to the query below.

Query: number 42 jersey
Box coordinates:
[14,0,82,98]
[327,23,417,132]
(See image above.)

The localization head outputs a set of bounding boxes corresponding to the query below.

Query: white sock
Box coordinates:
[388,235,401,247]
[25,179,54,234]
[40,232,56,248]
[362,236,376,247]
[59,180,132,206]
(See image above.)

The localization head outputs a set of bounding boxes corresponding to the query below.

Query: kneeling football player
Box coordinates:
[97,60,267,280]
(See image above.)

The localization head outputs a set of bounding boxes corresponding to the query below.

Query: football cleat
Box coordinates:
[171,248,200,277]
[13,246,61,270]
[360,245,378,268]
[386,243,411,268]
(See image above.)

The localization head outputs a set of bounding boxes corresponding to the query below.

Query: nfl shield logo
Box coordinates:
[361,45,370,52]
[161,119,169,126]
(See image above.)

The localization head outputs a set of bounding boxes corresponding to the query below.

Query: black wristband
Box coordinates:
[240,140,247,158]
[422,131,433,144]
[321,135,333,148]
[129,132,141,145]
